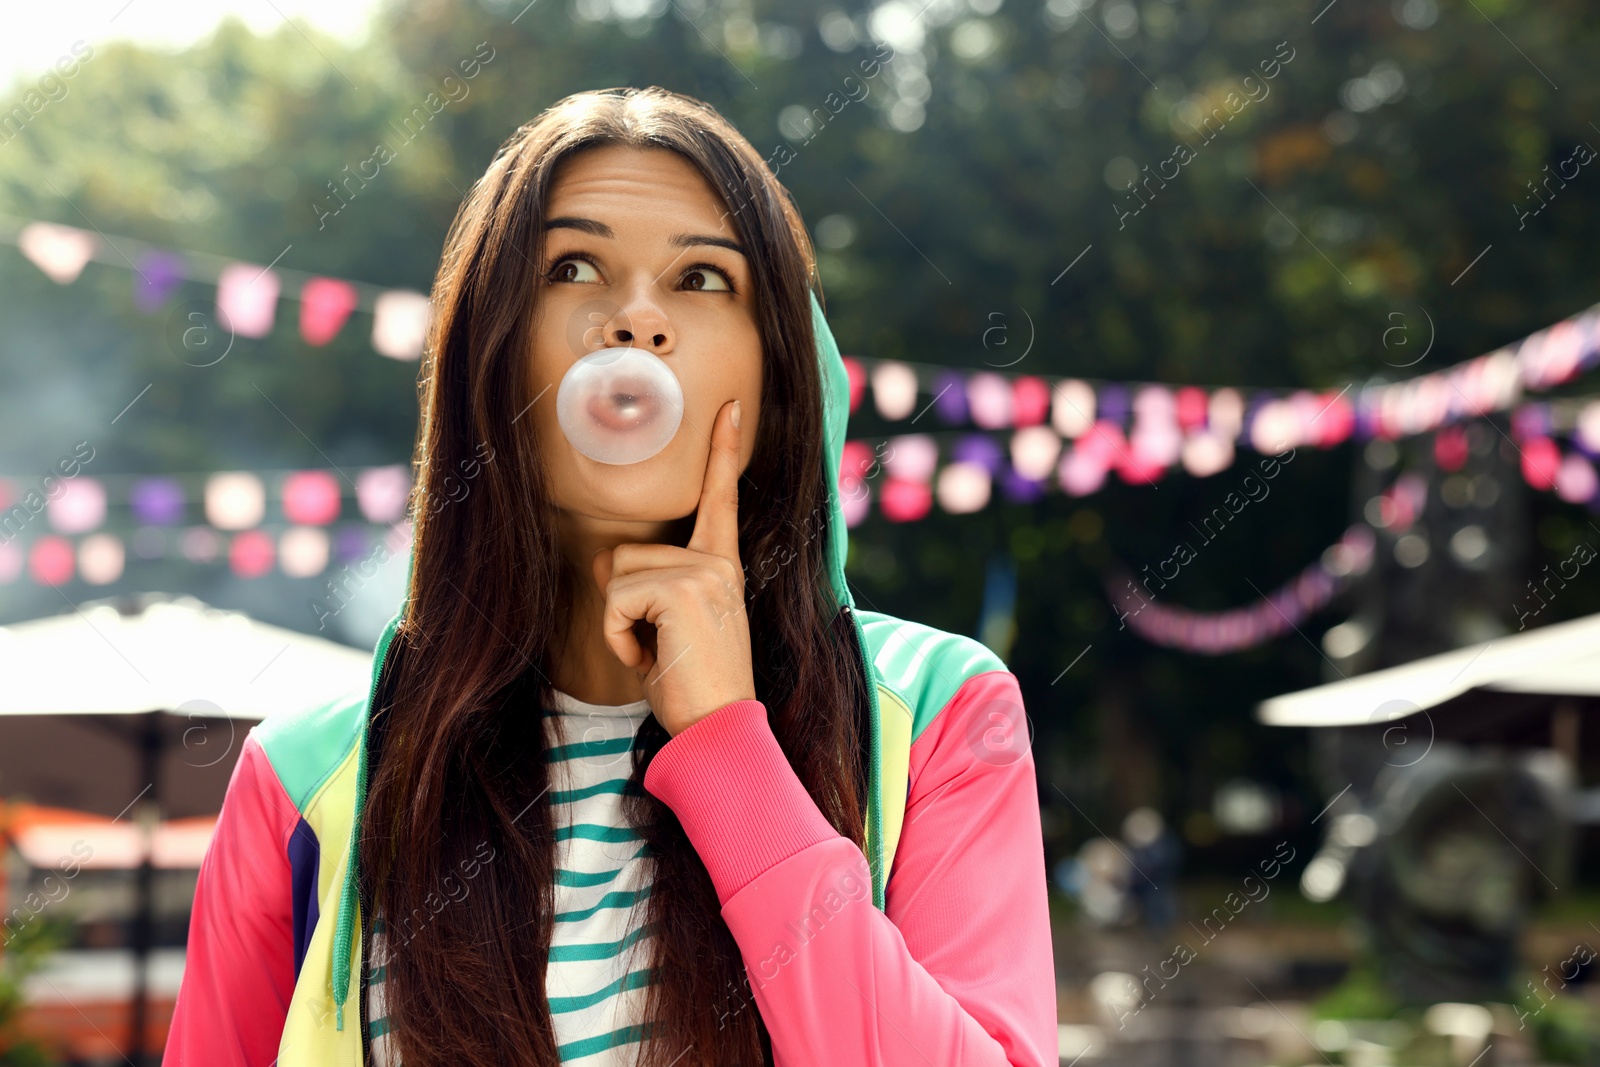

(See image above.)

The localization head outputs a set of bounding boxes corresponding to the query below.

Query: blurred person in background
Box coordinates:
[1121,807,1179,931]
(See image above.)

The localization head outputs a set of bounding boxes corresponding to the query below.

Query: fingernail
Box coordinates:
[731,400,742,429]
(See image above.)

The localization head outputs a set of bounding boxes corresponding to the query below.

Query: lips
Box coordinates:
[586,377,662,433]
[555,346,685,465]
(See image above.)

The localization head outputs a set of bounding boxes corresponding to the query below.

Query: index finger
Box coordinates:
[687,398,743,562]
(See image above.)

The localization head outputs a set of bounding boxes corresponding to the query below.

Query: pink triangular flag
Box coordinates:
[300,277,359,346]
[19,222,97,284]
[216,262,280,339]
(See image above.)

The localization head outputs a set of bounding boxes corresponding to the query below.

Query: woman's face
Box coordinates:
[527,144,763,530]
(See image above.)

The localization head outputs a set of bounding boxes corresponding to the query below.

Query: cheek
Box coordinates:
[686,368,761,471]
[739,380,762,468]
[527,325,570,397]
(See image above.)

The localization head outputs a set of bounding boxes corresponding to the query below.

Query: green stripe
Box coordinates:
[555,847,649,888]
[549,777,643,805]
[368,948,662,1049]
[547,736,633,762]
[547,967,657,1014]
[547,921,659,962]
[555,886,652,923]
[557,1020,659,1061]
[555,823,641,843]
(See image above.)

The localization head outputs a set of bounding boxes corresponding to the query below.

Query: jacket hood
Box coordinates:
[810,289,858,612]
[329,288,868,1030]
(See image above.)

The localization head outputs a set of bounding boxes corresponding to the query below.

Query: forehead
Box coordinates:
[545,145,733,234]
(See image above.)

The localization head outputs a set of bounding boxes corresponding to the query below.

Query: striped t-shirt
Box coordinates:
[366,689,660,1064]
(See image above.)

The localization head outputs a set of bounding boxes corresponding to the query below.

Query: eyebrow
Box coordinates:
[543,215,746,257]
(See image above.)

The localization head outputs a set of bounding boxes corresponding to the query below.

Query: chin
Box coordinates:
[545,419,729,528]
[556,461,700,525]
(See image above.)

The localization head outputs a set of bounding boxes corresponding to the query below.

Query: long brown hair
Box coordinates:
[359,87,870,1066]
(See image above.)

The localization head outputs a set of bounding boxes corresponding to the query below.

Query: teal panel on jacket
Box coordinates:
[254,690,367,812]
[855,611,1008,743]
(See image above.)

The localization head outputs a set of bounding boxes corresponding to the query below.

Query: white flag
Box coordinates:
[19,222,97,284]
[371,290,432,360]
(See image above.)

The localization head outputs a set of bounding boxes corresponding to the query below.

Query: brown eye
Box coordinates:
[681,264,734,292]
[547,256,601,284]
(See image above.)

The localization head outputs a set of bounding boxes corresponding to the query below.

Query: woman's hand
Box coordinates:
[592,399,755,738]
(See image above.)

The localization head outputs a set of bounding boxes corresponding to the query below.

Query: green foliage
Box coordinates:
[0,917,68,1067]
[1513,971,1600,1065]
[1312,960,1405,1020]
[1528,995,1600,1066]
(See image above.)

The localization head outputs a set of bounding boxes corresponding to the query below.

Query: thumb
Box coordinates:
[593,547,614,593]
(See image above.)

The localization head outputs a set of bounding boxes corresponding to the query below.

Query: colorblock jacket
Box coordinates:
[163,292,1058,1066]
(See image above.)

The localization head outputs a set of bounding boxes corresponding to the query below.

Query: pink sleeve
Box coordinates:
[643,670,1057,1066]
[163,732,298,1066]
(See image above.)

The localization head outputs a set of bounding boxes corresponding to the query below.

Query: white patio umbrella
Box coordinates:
[1256,609,1600,727]
[0,591,372,817]
[0,591,374,1066]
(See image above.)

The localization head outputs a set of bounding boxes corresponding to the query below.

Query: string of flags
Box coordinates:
[0,383,1593,593]
[1104,524,1376,655]
[6,520,414,588]
[0,466,411,588]
[3,215,432,359]
[1093,384,1600,656]
[835,300,1600,525]
[7,204,1600,655]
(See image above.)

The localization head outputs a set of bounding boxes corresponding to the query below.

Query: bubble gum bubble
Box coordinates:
[555,347,685,465]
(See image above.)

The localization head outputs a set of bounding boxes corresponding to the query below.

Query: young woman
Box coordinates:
[164,86,1056,1067]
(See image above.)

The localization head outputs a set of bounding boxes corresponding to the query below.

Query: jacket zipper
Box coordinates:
[359,910,371,1063]
[839,604,886,911]
[358,621,401,1064]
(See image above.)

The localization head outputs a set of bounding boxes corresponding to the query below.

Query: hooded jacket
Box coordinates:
[163,292,1058,1066]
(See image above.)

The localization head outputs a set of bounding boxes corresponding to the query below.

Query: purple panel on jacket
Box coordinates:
[288,817,321,979]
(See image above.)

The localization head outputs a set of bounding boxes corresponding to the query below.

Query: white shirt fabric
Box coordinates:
[366,689,659,1064]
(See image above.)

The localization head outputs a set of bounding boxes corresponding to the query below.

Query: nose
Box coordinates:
[600,296,673,354]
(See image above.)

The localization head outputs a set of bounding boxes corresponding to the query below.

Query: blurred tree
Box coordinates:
[0,917,67,1066]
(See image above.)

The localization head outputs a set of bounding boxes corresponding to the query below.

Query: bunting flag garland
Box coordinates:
[840,395,1600,529]
[1103,525,1376,655]
[1520,432,1600,504]
[0,213,433,360]
[0,413,1590,640]
[7,205,1596,415]
[300,277,360,346]
[215,262,280,339]
[842,302,1600,440]
[371,289,433,360]
[0,521,413,588]
[832,302,1600,526]
[133,250,186,312]
[18,221,97,284]
[7,208,1600,656]
[0,462,418,588]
